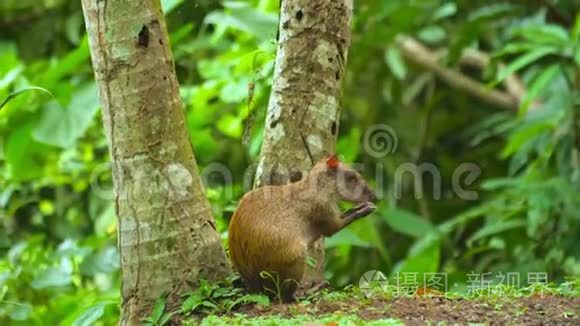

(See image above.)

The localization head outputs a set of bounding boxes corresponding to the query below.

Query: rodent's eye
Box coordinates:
[345,173,357,182]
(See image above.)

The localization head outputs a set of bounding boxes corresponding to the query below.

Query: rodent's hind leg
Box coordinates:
[241,275,264,294]
[281,279,300,303]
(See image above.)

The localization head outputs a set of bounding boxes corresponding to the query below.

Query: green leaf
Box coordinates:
[31,264,73,289]
[0,65,23,89]
[227,293,270,311]
[573,12,580,41]
[501,121,552,158]
[39,37,90,88]
[246,294,270,306]
[336,127,361,162]
[33,82,99,148]
[80,246,120,275]
[385,46,407,80]
[480,177,519,190]
[468,3,518,22]
[527,192,550,237]
[402,72,433,106]
[72,303,106,326]
[204,2,277,41]
[217,114,243,138]
[493,42,539,57]
[181,294,203,312]
[417,25,446,43]
[520,64,560,113]
[325,228,371,248]
[7,302,32,321]
[512,25,570,46]
[219,78,249,103]
[201,300,218,310]
[159,312,177,325]
[0,86,53,112]
[150,296,166,322]
[5,122,46,180]
[393,234,440,275]
[496,47,558,83]
[381,208,436,238]
[468,220,527,245]
[161,0,184,13]
[432,3,457,21]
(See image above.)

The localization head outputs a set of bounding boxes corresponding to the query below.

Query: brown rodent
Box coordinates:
[228,154,377,302]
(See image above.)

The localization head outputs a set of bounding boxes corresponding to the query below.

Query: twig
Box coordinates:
[396,36,521,111]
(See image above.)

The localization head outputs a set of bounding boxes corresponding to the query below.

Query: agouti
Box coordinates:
[228,154,377,302]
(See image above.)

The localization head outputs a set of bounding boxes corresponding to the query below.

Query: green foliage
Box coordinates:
[143,296,175,326]
[1,0,579,323]
[180,278,269,316]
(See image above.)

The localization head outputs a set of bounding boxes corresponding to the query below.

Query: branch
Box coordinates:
[396,36,523,111]
[454,48,527,103]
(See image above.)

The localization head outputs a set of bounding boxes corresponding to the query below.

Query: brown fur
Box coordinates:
[228,157,377,301]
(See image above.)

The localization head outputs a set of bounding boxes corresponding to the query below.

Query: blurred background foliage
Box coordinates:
[0,0,579,324]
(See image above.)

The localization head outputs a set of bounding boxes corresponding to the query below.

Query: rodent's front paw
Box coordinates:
[341,202,376,219]
[357,201,376,216]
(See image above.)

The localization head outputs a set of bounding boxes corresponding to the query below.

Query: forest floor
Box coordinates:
[186,286,580,325]
[206,295,580,325]
[168,280,580,326]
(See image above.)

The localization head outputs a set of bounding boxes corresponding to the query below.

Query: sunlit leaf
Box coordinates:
[39,37,90,88]
[393,234,440,275]
[326,228,371,248]
[496,47,558,84]
[417,25,446,43]
[32,82,99,148]
[217,114,242,138]
[31,265,73,289]
[150,296,166,322]
[181,294,203,312]
[72,303,106,326]
[432,2,457,21]
[385,46,407,80]
[381,208,436,238]
[161,0,183,13]
[7,302,32,321]
[0,86,53,112]
[519,64,560,114]
[5,122,45,180]
[512,25,569,46]
[219,78,250,103]
[0,65,23,89]
[468,3,518,22]
[205,2,277,41]
[468,220,527,245]
[501,121,552,158]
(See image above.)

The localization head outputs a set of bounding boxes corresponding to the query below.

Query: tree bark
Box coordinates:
[255,0,353,287]
[81,1,230,324]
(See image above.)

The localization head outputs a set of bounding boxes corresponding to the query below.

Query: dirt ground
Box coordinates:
[234,295,580,325]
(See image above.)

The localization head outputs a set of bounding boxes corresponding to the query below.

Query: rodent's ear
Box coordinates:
[326,154,339,170]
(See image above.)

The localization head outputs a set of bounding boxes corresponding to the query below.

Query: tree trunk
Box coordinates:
[255,0,353,287]
[81,1,231,324]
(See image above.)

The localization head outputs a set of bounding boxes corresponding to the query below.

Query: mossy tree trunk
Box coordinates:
[81,1,231,324]
[255,0,353,287]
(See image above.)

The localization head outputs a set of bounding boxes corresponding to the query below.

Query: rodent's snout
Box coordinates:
[369,191,378,202]
[365,187,378,203]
